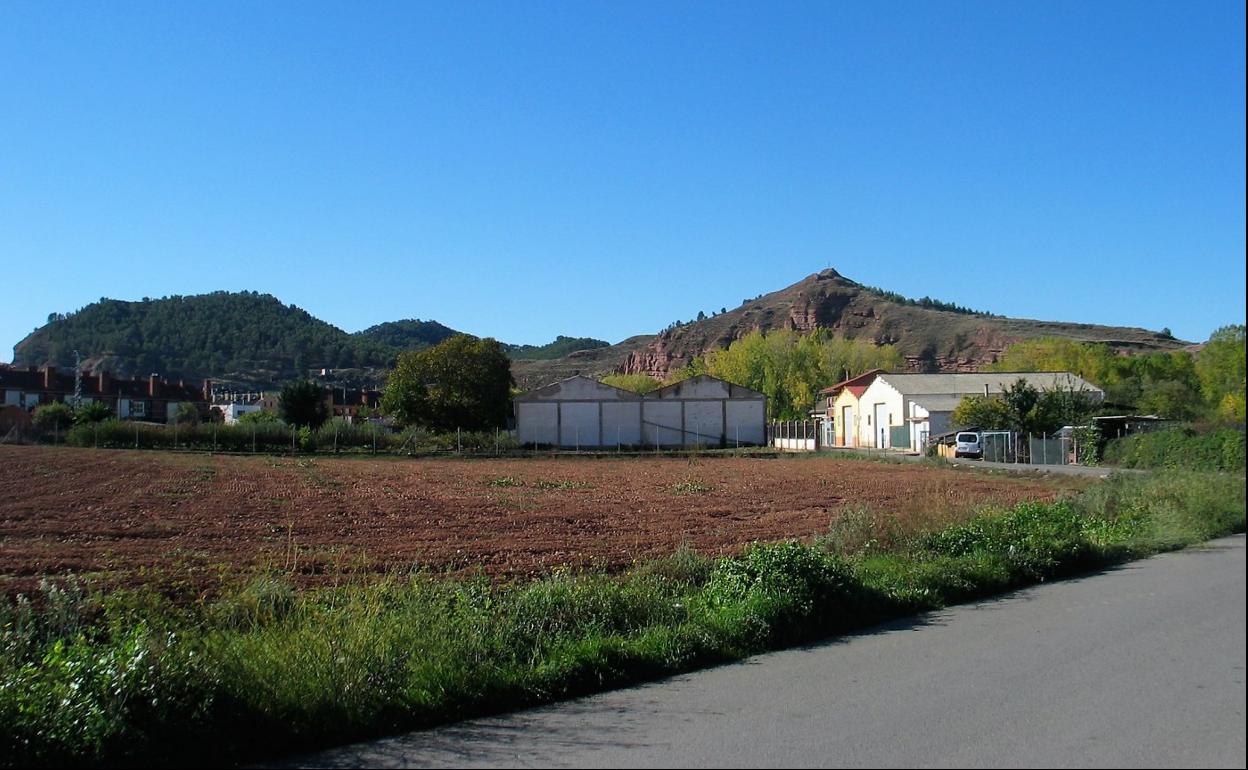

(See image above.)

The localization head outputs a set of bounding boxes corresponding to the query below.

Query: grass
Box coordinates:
[1,470,1243,768]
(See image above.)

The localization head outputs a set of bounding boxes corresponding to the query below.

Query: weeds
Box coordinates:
[672,481,713,495]
[533,480,592,490]
[1,471,1243,768]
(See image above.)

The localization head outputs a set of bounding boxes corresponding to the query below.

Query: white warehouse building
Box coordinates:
[845,371,1104,452]
[514,375,767,448]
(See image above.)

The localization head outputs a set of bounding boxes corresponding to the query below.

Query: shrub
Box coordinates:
[32,403,74,433]
[1103,426,1245,472]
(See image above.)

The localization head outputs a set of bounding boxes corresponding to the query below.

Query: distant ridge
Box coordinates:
[14,270,1186,391]
[509,268,1186,388]
[12,292,609,388]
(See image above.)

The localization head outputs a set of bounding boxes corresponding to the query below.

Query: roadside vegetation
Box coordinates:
[1103,426,1245,472]
[2,469,1242,768]
[57,419,520,455]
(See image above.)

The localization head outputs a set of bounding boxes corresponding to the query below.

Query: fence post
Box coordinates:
[174,422,178,450]
[135,421,139,449]
[252,424,257,454]
[372,423,377,455]
[495,427,499,455]
[457,427,462,454]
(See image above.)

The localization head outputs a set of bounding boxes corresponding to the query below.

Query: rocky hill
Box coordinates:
[511,269,1186,388]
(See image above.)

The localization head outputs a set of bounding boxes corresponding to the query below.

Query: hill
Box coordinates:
[13,293,612,388]
[12,292,395,387]
[510,269,1187,388]
[354,319,460,351]
[14,272,1189,391]
[504,336,610,360]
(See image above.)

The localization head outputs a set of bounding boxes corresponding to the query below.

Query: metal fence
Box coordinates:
[934,431,1096,466]
[769,419,820,451]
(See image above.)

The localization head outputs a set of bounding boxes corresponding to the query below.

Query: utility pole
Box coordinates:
[72,350,83,410]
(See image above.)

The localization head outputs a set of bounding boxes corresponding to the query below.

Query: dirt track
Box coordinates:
[0,446,1083,594]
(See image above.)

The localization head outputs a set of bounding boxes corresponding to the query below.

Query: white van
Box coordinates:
[954,431,983,459]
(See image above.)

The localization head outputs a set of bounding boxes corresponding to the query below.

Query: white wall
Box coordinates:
[642,401,683,446]
[516,402,559,446]
[857,379,905,448]
[602,401,642,446]
[726,399,765,444]
[559,401,599,447]
[516,376,766,448]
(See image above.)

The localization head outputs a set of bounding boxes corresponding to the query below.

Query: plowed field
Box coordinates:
[0,446,1084,594]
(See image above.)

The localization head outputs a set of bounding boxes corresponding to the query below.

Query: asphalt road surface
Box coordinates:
[286,535,1246,769]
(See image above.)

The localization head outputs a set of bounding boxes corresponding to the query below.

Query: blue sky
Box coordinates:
[1,1,1244,360]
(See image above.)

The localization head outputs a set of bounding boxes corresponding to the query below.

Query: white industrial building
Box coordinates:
[514,374,767,448]
[838,371,1103,452]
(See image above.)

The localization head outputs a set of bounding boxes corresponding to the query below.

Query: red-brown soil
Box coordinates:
[0,446,1084,594]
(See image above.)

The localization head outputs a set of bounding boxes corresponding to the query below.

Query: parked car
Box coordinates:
[954,431,983,459]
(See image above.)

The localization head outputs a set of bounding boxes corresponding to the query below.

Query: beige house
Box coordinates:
[818,369,884,447]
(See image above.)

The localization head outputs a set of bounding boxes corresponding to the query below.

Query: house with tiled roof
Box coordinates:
[0,365,211,423]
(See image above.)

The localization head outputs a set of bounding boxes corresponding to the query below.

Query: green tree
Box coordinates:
[74,401,113,424]
[1195,325,1246,422]
[951,393,1012,430]
[32,402,74,432]
[695,329,902,419]
[382,335,513,431]
[953,379,1099,434]
[174,402,202,426]
[278,380,330,428]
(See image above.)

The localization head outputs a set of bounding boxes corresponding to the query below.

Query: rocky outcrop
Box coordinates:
[608,268,1184,382]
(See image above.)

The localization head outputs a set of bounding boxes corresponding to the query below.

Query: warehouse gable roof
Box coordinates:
[652,374,765,400]
[514,375,642,402]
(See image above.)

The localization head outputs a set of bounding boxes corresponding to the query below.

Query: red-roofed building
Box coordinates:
[818,369,884,446]
[0,365,211,423]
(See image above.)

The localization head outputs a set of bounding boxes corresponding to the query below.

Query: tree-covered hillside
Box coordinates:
[13,292,395,380]
[504,336,609,360]
[354,319,460,351]
[13,293,612,386]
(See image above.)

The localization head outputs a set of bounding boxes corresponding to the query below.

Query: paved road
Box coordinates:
[287,536,1246,769]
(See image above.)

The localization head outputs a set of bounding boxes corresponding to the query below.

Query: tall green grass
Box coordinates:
[1,471,1243,768]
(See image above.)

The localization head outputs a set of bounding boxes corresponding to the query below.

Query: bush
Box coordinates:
[31,403,74,433]
[1102,426,1245,472]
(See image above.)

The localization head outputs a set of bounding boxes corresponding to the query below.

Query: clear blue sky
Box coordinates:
[1,1,1244,361]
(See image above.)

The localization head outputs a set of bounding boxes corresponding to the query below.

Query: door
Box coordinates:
[841,405,853,446]
[873,403,888,448]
